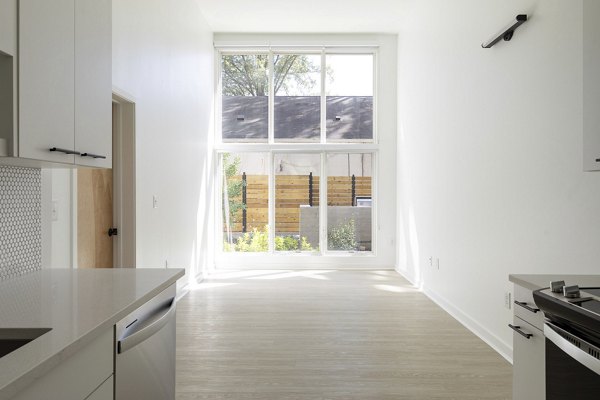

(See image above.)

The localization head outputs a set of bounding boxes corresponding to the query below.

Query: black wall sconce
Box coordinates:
[482,14,528,48]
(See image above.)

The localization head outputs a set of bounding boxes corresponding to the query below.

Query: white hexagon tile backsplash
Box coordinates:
[0,166,42,280]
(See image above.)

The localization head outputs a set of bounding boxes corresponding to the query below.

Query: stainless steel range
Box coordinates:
[533,281,600,400]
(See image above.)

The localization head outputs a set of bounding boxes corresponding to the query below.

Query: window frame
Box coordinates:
[214,45,379,260]
[216,46,378,146]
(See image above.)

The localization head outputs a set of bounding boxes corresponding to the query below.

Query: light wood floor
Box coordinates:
[176,270,511,399]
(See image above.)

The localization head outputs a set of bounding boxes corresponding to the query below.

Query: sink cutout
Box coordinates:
[0,328,52,358]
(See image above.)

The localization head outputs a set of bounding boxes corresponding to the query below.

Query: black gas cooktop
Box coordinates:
[533,283,600,337]
[580,290,600,315]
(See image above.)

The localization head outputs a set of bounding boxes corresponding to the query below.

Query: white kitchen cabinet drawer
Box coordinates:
[74,0,112,168]
[19,0,76,164]
[10,328,113,400]
[85,375,113,400]
[514,284,544,331]
[512,316,545,400]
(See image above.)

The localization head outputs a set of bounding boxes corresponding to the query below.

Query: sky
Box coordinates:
[326,54,373,96]
[275,54,374,97]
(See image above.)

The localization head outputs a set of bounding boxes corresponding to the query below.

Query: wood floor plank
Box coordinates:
[176,270,511,399]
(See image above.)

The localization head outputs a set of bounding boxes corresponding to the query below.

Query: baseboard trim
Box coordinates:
[423,285,513,364]
[214,265,396,271]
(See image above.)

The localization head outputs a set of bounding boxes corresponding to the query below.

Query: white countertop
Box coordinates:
[0,268,184,399]
[509,274,600,291]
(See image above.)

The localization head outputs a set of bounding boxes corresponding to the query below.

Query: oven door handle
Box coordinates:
[544,322,600,376]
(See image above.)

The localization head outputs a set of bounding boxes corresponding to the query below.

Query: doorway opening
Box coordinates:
[76,92,136,268]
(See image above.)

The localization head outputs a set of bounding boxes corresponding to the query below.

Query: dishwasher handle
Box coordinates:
[118,298,176,354]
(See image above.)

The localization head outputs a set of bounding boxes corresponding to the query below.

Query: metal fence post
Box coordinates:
[308,172,313,207]
[351,174,356,206]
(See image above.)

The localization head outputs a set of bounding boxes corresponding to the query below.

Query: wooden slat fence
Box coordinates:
[224,174,371,234]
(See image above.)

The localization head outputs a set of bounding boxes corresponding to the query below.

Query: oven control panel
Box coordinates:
[537,282,600,318]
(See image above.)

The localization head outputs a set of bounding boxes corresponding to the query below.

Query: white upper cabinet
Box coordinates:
[0,0,17,56]
[584,0,600,171]
[19,0,76,164]
[75,0,112,168]
[0,1,17,157]
[17,0,112,167]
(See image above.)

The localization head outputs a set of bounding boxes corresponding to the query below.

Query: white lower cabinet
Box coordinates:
[512,316,545,400]
[10,329,113,400]
[512,282,545,400]
[86,376,113,400]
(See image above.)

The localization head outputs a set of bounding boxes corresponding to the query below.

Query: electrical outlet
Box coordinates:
[436,258,440,270]
[153,195,159,209]
[504,291,512,309]
[165,259,168,268]
[429,256,433,266]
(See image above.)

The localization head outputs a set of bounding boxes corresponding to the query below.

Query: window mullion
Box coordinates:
[268,151,275,253]
[319,152,327,254]
[268,52,275,144]
[320,50,326,144]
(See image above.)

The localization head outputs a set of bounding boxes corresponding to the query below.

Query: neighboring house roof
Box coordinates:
[222,96,373,141]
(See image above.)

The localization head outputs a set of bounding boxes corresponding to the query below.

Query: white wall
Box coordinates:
[113,0,215,286]
[42,169,74,268]
[396,0,600,361]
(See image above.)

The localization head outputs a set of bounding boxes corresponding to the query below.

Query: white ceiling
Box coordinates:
[197,0,412,33]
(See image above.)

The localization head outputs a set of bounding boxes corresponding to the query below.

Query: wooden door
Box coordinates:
[77,169,113,268]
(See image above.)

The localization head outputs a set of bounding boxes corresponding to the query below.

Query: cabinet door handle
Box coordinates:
[81,152,107,159]
[49,147,80,155]
[514,301,540,313]
[509,324,533,339]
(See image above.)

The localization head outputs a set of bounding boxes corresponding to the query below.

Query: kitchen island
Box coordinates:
[0,268,184,400]
[509,273,600,400]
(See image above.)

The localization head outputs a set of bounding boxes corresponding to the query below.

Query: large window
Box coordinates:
[218,47,376,256]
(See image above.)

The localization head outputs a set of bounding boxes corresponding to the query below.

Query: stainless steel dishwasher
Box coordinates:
[115,284,176,400]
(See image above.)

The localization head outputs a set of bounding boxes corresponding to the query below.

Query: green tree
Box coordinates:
[222,153,245,224]
[222,54,323,96]
[328,219,357,251]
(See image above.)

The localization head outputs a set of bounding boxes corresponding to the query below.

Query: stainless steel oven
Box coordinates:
[544,321,600,399]
[534,283,600,400]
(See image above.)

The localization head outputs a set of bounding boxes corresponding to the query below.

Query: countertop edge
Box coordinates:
[0,268,185,400]
[509,274,600,292]
[509,275,547,291]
